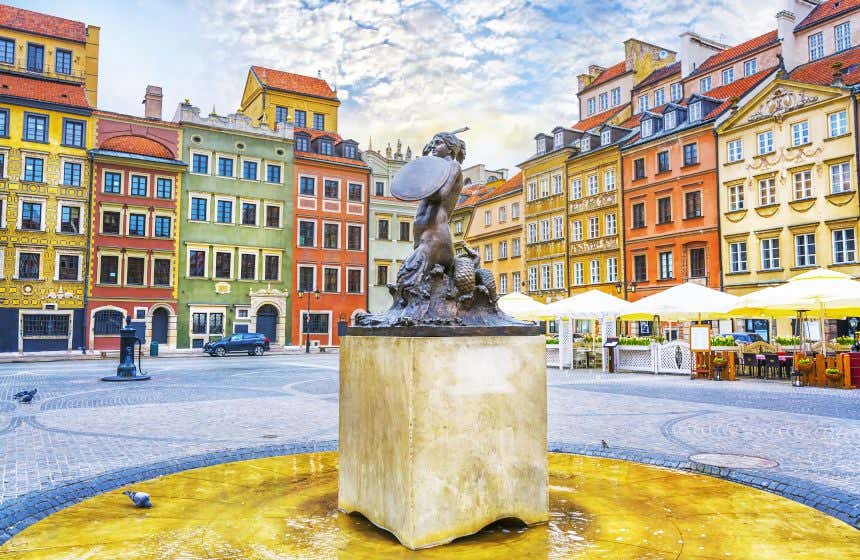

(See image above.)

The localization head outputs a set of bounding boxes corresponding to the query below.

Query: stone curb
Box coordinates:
[1,440,856,546]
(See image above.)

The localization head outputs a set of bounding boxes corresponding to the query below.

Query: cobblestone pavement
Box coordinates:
[0,355,858,542]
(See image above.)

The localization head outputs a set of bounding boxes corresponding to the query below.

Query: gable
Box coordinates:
[239,71,264,112]
[718,79,844,133]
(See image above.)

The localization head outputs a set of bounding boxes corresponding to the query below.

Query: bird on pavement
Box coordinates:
[18,393,34,404]
[600,439,608,449]
[13,389,36,400]
[123,490,152,508]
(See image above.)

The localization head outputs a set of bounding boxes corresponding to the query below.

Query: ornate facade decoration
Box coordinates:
[746,87,820,124]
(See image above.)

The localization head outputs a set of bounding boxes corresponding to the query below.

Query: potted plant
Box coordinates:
[796,357,814,374]
[712,356,726,381]
[825,367,842,382]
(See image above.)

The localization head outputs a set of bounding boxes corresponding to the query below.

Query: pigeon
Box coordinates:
[123,490,152,508]
[600,439,609,449]
[13,389,36,400]
[18,393,34,404]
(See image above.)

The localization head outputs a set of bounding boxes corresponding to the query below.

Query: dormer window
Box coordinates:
[296,134,310,152]
[641,119,653,138]
[664,111,676,129]
[581,136,591,152]
[343,144,356,158]
[536,137,546,154]
[553,131,564,149]
[688,102,702,122]
[601,129,611,146]
[320,139,333,155]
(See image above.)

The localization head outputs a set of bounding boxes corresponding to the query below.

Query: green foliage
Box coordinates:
[797,357,812,366]
[835,336,855,346]
[619,336,653,346]
[825,367,841,376]
[712,356,726,366]
[711,335,736,347]
[545,337,559,345]
[775,336,801,346]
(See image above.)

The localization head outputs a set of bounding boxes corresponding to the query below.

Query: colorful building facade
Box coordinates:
[174,103,294,349]
[239,66,340,133]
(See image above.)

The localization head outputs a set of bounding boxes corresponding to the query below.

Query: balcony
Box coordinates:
[0,61,86,84]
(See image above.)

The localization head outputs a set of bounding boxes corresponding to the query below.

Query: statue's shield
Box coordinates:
[390,156,451,201]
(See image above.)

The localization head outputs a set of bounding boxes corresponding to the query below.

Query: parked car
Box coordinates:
[204,333,270,357]
[726,332,764,345]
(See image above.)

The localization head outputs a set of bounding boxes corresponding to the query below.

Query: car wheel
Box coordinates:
[253,345,264,356]
[215,347,227,357]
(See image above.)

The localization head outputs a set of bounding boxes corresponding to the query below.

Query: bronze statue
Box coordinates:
[354,131,531,332]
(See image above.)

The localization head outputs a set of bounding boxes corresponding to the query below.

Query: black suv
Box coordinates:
[204,333,271,357]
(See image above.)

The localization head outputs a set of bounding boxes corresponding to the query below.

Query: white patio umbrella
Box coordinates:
[620,282,741,322]
[545,289,630,319]
[497,292,554,321]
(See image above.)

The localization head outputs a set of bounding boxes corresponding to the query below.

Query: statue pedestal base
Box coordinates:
[338,334,548,550]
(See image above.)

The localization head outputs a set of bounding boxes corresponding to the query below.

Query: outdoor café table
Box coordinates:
[756,354,793,378]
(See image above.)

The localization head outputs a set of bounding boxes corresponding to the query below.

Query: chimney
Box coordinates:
[679,32,728,78]
[143,85,163,120]
[777,10,797,72]
[832,62,845,87]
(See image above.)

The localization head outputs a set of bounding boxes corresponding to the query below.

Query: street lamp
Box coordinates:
[296,289,321,353]
[614,281,637,296]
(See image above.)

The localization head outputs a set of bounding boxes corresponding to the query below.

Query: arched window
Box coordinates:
[94,309,123,335]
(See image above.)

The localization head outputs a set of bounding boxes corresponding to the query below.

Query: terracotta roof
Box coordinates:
[100,135,174,159]
[296,152,369,168]
[455,184,487,209]
[0,73,90,108]
[633,62,681,91]
[251,66,337,100]
[700,67,776,119]
[796,0,860,31]
[789,46,860,86]
[571,104,628,132]
[94,109,180,128]
[581,61,628,93]
[295,126,343,142]
[474,172,523,205]
[0,5,87,43]
[617,112,644,129]
[691,30,778,77]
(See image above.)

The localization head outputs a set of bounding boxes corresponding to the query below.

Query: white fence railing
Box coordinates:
[615,341,693,375]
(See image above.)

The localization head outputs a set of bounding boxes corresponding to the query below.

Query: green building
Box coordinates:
[173,103,294,348]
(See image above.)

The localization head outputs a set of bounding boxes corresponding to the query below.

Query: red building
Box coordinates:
[293,127,370,347]
[86,91,185,350]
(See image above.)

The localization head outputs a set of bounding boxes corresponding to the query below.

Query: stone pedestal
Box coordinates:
[338,334,548,550]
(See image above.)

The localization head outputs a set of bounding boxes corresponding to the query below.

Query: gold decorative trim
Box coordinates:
[754,204,780,218]
[824,191,855,207]
[788,198,816,213]
[723,209,748,223]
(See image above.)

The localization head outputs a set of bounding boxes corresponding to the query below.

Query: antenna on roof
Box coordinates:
[317,69,322,79]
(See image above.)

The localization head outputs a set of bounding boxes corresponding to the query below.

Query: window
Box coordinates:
[313,113,325,130]
[553,215,564,239]
[795,233,816,267]
[62,161,81,186]
[499,273,508,294]
[217,157,234,177]
[551,174,562,194]
[324,223,340,248]
[375,181,385,196]
[303,312,329,335]
[296,135,310,152]
[275,106,288,123]
[573,262,583,286]
[836,22,851,52]
[455,221,463,234]
[730,242,748,273]
[570,178,581,199]
[758,177,776,206]
[0,108,7,137]
[153,259,171,286]
[499,240,508,258]
[94,310,123,335]
[632,203,645,228]
[728,184,744,211]
[830,162,852,193]
[670,82,682,102]
[539,219,549,241]
[604,169,616,191]
[727,139,743,162]
[295,110,307,128]
[512,271,521,293]
[61,119,85,147]
[154,216,171,238]
[688,101,702,122]
[104,171,121,193]
[156,178,173,199]
[829,111,848,137]
[17,252,39,279]
[60,205,80,233]
[664,111,676,129]
[129,175,147,196]
[657,197,671,224]
[641,119,653,137]
[126,257,145,285]
[299,221,315,246]
[833,228,856,264]
[320,140,333,155]
[587,97,596,115]
[322,179,339,199]
[793,170,813,199]
[638,94,649,113]
[721,67,734,85]
[265,205,281,228]
[587,174,598,195]
[552,130,564,149]
[540,178,549,197]
[215,199,233,224]
[298,266,315,291]
[26,43,44,72]
[791,121,809,146]
[399,221,410,242]
[700,76,712,93]
[343,144,357,158]
[588,216,599,238]
[377,264,389,286]
[347,225,363,250]
[536,138,546,155]
[606,257,618,282]
[299,176,315,196]
[378,219,389,240]
[611,87,621,106]
[0,38,13,64]
[657,151,670,173]
[744,59,757,76]
[761,238,780,270]
[215,252,232,279]
[512,238,521,257]
[809,32,824,61]
[572,220,582,241]
[757,131,773,155]
[683,143,698,166]
[689,248,706,278]
[20,201,42,230]
[527,223,537,243]
[240,253,256,280]
[23,156,44,182]
[102,211,120,234]
[348,183,363,202]
[584,259,596,284]
[99,255,119,284]
[498,206,507,223]
[601,129,611,146]
[347,268,362,293]
[659,251,673,279]
[554,262,565,288]
[654,88,665,106]
[684,191,702,219]
[240,202,257,226]
[242,160,258,181]
[23,114,48,142]
[605,213,617,235]
[484,245,493,262]
[128,213,145,236]
[598,92,608,111]
[528,266,538,291]
[634,254,647,282]
[321,267,338,292]
[190,197,208,221]
[634,158,645,180]
[192,153,209,174]
[189,250,207,277]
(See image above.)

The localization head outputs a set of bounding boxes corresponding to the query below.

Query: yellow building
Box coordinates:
[717,49,860,337]
[0,5,100,106]
[0,76,93,352]
[463,173,525,296]
[239,66,340,132]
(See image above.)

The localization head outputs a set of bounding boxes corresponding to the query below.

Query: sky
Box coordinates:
[17,0,784,170]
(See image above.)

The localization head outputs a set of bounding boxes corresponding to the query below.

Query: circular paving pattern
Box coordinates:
[689,452,779,469]
[1,452,856,559]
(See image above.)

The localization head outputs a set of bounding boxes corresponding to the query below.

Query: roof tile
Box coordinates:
[581,61,628,92]
[699,67,776,119]
[788,45,860,86]
[796,0,860,31]
[633,62,681,91]
[692,30,778,76]
[252,66,337,100]
[100,135,174,159]
[571,104,628,132]
[0,5,86,43]
[0,73,90,108]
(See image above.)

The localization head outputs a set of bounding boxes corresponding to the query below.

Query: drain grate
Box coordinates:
[689,453,778,469]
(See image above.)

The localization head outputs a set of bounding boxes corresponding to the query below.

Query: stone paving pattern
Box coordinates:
[0,355,858,543]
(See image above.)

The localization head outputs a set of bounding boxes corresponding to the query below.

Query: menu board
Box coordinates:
[690,325,711,351]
